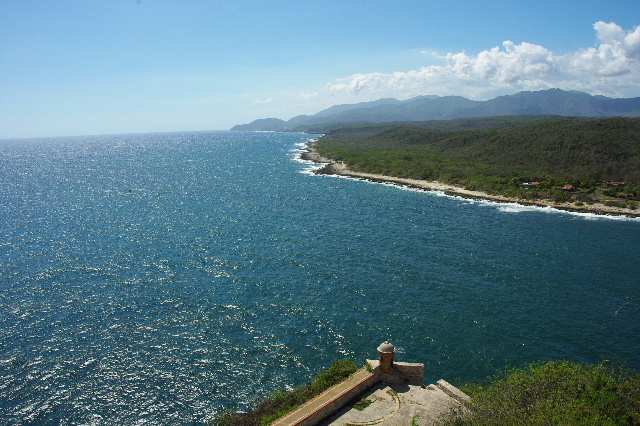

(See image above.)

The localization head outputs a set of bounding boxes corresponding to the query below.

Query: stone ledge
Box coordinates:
[436,380,471,405]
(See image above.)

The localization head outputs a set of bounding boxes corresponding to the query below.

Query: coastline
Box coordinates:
[301,144,640,218]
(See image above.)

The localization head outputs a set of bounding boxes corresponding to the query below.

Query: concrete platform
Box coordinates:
[318,381,469,426]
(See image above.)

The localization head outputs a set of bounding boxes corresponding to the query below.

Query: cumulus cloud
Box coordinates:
[301,21,640,103]
[569,21,640,76]
[447,41,557,84]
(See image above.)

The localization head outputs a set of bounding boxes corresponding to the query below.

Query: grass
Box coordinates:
[410,413,421,426]
[354,398,373,411]
[210,358,359,426]
[450,360,640,426]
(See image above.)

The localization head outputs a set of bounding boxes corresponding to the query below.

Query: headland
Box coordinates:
[301,144,640,218]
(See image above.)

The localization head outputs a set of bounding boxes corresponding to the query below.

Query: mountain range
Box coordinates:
[230,89,640,132]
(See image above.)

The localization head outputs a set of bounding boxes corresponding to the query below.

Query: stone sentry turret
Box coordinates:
[377,341,396,372]
[367,341,425,385]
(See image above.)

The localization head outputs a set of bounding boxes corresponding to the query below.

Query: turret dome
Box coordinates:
[377,341,395,353]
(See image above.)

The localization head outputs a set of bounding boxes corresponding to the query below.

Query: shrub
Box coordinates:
[604,188,623,198]
[354,398,373,411]
[575,193,594,203]
[451,361,640,426]
[604,200,626,208]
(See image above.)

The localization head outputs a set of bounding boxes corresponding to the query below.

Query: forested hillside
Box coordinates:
[313,116,640,207]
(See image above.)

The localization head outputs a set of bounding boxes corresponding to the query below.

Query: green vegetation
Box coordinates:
[314,116,640,208]
[310,115,574,137]
[451,361,640,426]
[410,413,421,426]
[210,358,359,426]
[354,398,373,411]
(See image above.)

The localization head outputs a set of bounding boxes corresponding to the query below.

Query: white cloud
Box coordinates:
[447,41,557,84]
[569,21,640,76]
[420,50,447,60]
[300,21,640,104]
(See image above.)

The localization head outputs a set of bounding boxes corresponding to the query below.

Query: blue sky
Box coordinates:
[1,0,639,138]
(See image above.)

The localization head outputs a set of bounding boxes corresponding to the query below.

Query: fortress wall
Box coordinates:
[367,360,424,385]
[393,362,424,384]
[275,369,378,426]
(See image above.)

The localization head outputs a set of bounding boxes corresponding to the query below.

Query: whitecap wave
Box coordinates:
[309,170,640,222]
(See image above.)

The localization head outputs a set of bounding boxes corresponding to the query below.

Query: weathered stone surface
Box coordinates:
[320,383,469,426]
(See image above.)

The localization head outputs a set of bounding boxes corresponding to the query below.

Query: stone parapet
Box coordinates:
[393,361,425,384]
[436,379,471,405]
[366,359,425,385]
[271,368,377,426]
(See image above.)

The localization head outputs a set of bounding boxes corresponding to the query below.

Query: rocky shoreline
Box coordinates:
[301,144,640,218]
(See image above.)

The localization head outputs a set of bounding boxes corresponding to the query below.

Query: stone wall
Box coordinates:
[393,362,425,384]
[296,372,377,426]
[274,369,378,426]
[366,360,425,385]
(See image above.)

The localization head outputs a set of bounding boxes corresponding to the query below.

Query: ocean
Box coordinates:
[1,131,639,425]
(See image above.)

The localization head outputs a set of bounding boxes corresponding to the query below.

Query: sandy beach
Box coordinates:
[301,144,640,218]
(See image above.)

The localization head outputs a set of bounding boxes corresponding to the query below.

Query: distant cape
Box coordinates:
[230,89,640,132]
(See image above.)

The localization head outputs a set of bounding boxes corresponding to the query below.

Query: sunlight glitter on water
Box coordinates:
[1,131,638,425]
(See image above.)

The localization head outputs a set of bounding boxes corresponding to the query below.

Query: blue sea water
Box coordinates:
[0,131,639,425]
